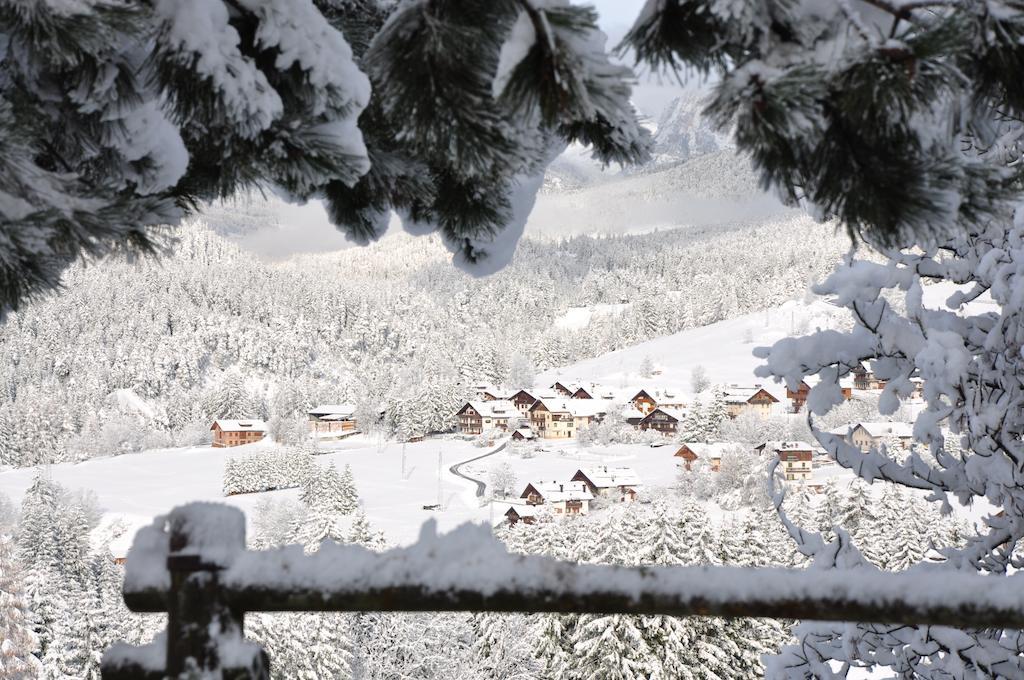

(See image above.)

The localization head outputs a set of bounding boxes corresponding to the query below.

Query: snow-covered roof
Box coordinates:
[533,398,609,418]
[855,422,914,438]
[677,442,734,458]
[575,466,642,489]
[212,419,267,432]
[512,426,536,439]
[756,440,823,454]
[641,406,685,422]
[468,400,520,419]
[504,503,538,518]
[622,407,645,420]
[309,404,356,418]
[523,481,594,502]
[723,384,778,404]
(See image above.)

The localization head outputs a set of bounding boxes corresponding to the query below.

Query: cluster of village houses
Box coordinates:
[500,419,917,526]
[204,365,920,505]
[455,362,924,444]
[503,465,643,525]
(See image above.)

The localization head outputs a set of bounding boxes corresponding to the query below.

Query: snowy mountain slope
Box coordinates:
[647,94,732,169]
[538,296,849,401]
[526,150,789,238]
[541,280,995,403]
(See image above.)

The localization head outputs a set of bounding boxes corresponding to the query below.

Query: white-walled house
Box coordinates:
[455,400,520,435]
[755,441,821,482]
[831,422,914,451]
[520,481,593,514]
[571,466,641,502]
[723,385,779,419]
[528,398,609,439]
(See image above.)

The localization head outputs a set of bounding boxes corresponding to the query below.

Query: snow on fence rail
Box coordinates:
[101,502,1024,678]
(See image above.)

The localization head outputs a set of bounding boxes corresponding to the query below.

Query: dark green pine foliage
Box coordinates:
[0,0,649,313]
[622,0,1024,248]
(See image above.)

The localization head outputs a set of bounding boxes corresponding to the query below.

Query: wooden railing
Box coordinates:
[99,502,1024,679]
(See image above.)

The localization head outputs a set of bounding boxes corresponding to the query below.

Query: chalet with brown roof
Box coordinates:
[550,381,577,397]
[455,401,520,435]
[504,504,538,526]
[511,426,537,441]
[571,386,594,399]
[571,466,641,502]
[630,389,658,415]
[787,379,853,413]
[675,442,732,471]
[520,481,593,514]
[723,385,779,419]
[852,364,887,391]
[755,441,819,482]
[211,420,267,448]
[508,389,540,416]
[638,407,683,435]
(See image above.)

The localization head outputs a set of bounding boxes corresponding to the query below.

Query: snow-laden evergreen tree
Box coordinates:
[506,353,536,390]
[0,533,41,680]
[759,188,1024,677]
[203,372,266,420]
[568,613,653,680]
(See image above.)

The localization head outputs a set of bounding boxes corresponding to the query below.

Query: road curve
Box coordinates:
[449,439,509,498]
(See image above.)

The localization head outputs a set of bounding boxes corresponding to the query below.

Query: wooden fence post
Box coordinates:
[165,504,269,679]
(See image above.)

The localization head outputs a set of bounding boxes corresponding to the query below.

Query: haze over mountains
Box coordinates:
[207,95,792,258]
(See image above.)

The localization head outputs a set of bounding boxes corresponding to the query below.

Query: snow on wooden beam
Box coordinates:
[119,503,1024,630]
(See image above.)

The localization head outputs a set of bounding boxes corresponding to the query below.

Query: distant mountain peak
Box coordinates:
[649,95,730,169]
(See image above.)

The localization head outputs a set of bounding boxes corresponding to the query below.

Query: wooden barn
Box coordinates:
[308,404,358,433]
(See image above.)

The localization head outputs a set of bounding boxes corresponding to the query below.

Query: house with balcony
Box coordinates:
[520,480,593,514]
[455,400,520,435]
[528,398,609,439]
[723,384,779,419]
[571,466,641,502]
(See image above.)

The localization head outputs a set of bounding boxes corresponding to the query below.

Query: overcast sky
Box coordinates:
[227,1,704,260]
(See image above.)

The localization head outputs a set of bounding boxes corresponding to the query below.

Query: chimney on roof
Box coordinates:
[559,484,563,492]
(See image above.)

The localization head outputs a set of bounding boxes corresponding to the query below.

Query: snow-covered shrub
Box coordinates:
[487,463,518,499]
[717,411,810,449]
[269,416,308,446]
[173,419,215,448]
[222,448,315,496]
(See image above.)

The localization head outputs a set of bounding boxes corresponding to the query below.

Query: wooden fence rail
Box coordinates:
[100,502,1024,679]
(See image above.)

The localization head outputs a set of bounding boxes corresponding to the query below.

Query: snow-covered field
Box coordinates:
[0,435,693,548]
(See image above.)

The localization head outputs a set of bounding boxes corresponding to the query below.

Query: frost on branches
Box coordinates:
[756,208,1024,676]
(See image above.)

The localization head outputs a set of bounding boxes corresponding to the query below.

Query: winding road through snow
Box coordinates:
[448,439,509,499]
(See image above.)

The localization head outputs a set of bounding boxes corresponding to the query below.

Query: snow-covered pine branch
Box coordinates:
[0,0,649,314]
[623,0,1024,248]
[755,211,1024,675]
